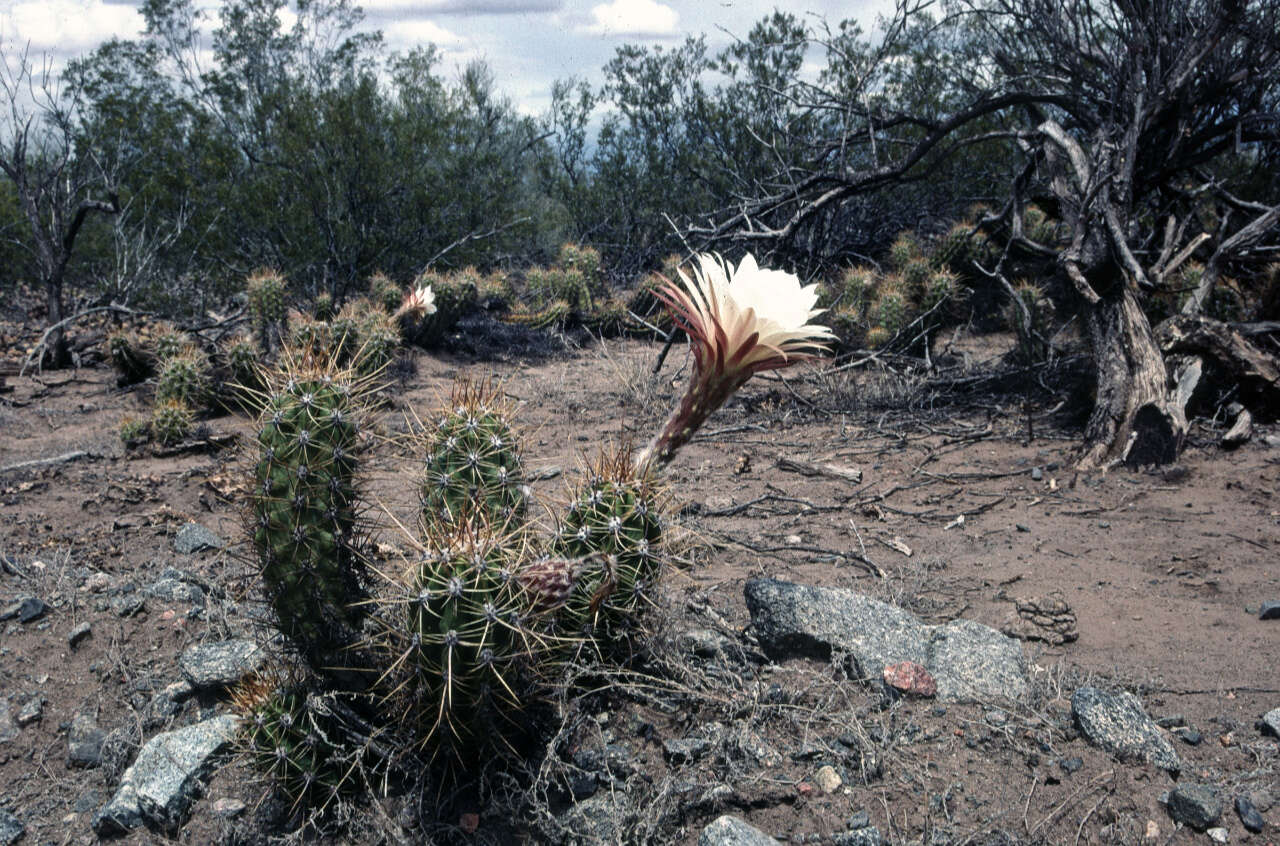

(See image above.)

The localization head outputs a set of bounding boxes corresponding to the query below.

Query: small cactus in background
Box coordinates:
[557,242,603,284]
[864,325,893,349]
[369,271,402,314]
[155,347,211,409]
[351,309,400,377]
[150,399,193,446]
[329,301,367,366]
[224,335,262,393]
[106,330,155,386]
[477,272,514,311]
[291,317,334,360]
[385,518,555,770]
[888,231,922,271]
[553,445,665,651]
[1009,280,1052,362]
[118,414,149,447]
[526,266,592,314]
[248,269,290,355]
[314,292,336,322]
[419,377,526,533]
[251,360,371,677]
[500,299,571,330]
[828,303,866,349]
[870,277,912,337]
[902,257,932,298]
[152,325,191,362]
[922,268,960,315]
[232,675,365,817]
[931,221,975,271]
[837,266,876,312]
[1023,204,1060,245]
[408,270,479,347]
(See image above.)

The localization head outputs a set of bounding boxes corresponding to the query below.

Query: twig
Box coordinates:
[21,304,151,376]
[0,450,88,474]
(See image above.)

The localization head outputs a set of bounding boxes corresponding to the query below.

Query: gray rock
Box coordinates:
[1261,601,1280,620]
[15,695,42,726]
[0,809,23,846]
[847,810,871,830]
[744,578,1029,704]
[663,737,711,765]
[92,714,238,835]
[565,792,631,845]
[179,640,265,689]
[698,815,781,846]
[834,829,883,846]
[144,579,204,605]
[68,620,92,647]
[110,593,145,617]
[173,522,225,554]
[68,713,106,768]
[0,702,17,743]
[1235,794,1265,833]
[17,597,48,623]
[1166,783,1223,831]
[1259,707,1280,738]
[1071,687,1180,772]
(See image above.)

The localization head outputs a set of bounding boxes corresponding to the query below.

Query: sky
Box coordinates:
[0,0,895,114]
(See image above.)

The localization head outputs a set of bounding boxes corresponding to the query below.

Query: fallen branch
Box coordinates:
[0,450,89,474]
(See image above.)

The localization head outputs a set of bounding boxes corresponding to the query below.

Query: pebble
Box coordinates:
[1059,757,1083,775]
[813,765,842,793]
[1260,707,1280,739]
[882,661,937,697]
[67,714,106,768]
[847,811,871,830]
[173,522,225,554]
[0,809,23,846]
[1206,828,1229,844]
[1031,467,1043,480]
[15,696,43,726]
[180,639,266,690]
[84,572,112,593]
[110,593,145,617]
[1175,728,1203,746]
[212,798,246,818]
[1260,601,1280,621]
[68,621,92,647]
[1166,783,1223,831]
[662,737,711,765]
[1235,795,1264,833]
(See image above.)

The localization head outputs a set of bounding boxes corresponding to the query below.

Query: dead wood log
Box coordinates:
[1156,314,1280,414]
[776,455,863,484]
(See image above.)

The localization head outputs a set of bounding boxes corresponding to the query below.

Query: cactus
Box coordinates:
[251,362,370,676]
[248,269,290,354]
[870,277,912,337]
[390,518,553,768]
[155,347,211,409]
[931,221,974,271]
[1009,280,1052,362]
[902,257,933,298]
[526,266,592,313]
[583,296,634,336]
[553,445,665,650]
[408,270,478,347]
[291,316,333,360]
[369,271,402,314]
[150,399,193,446]
[232,675,364,816]
[837,266,876,312]
[557,242,603,285]
[828,303,866,349]
[888,231,921,271]
[152,326,190,362]
[329,301,366,366]
[106,330,155,386]
[477,272,514,311]
[225,335,262,393]
[350,309,400,377]
[420,377,527,532]
[118,414,148,447]
[864,325,893,349]
[500,299,571,331]
[314,292,336,322]
[922,269,960,314]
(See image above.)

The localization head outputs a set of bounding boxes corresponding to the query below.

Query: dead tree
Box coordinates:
[690,0,1280,468]
[0,46,119,367]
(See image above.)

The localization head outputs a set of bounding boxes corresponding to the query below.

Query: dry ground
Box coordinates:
[0,332,1277,845]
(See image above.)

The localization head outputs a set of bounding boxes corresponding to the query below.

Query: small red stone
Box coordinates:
[459,812,479,834]
[882,661,937,697]
[796,782,815,796]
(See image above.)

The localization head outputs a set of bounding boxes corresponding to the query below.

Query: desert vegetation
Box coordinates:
[0,0,1278,844]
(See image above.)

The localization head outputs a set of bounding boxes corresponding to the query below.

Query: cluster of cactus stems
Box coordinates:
[248,269,290,354]
[236,251,841,812]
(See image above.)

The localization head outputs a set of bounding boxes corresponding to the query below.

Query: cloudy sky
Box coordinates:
[0,0,894,113]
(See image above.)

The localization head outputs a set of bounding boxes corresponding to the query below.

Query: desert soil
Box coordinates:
[0,331,1277,845]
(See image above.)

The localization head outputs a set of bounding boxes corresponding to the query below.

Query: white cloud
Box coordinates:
[381,18,465,49]
[1,0,142,55]
[359,0,561,13]
[581,0,678,38]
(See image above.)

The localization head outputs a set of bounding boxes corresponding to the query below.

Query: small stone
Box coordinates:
[173,522,225,554]
[0,809,23,846]
[663,737,711,765]
[84,572,112,593]
[68,621,92,647]
[1175,727,1203,746]
[1143,819,1159,839]
[15,696,43,726]
[18,597,48,623]
[1155,714,1187,728]
[1166,783,1223,831]
[179,639,266,689]
[698,814,782,846]
[1031,467,1043,481]
[1260,708,1280,738]
[813,765,842,793]
[1206,827,1229,844]
[110,593,145,617]
[882,661,937,697]
[143,578,204,605]
[1260,601,1280,621]
[1059,756,1084,774]
[1235,795,1264,833]
[1071,687,1180,772]
[1015,523,1030,533]
[847,810,871,830]
[212,798,245,818]
[459,812,479,834]
[0,702,18,743]
[834,829,883,846]
[68,714,106,768]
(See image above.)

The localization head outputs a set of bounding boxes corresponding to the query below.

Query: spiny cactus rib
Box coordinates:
[252,361,371,677]
[419,376,527,532]
[553,444,665,650]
